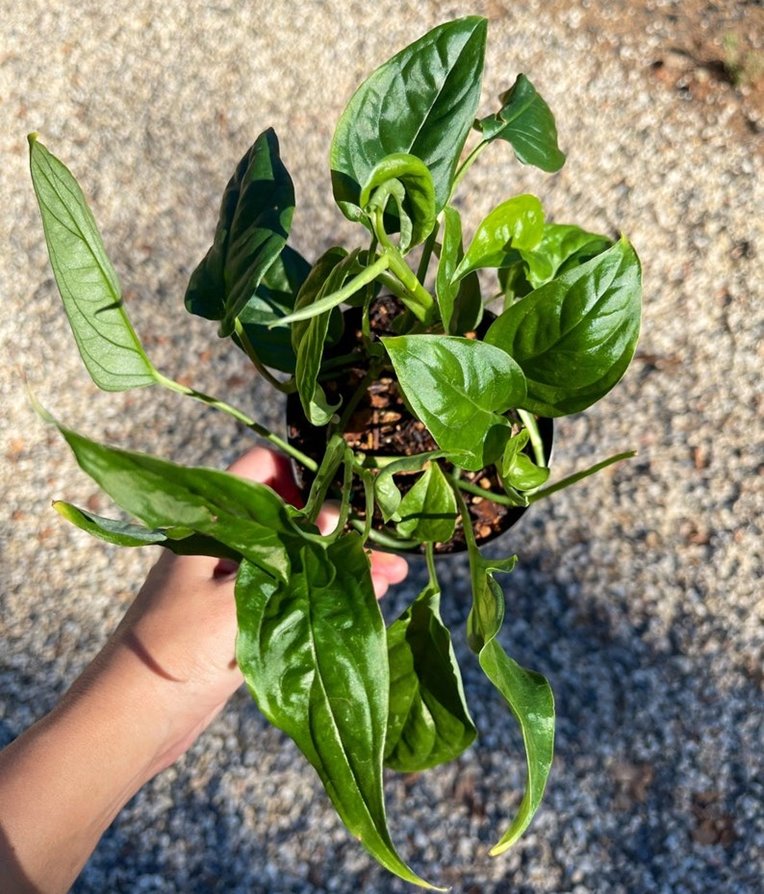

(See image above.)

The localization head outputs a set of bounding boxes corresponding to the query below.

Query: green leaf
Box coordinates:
[453,195,545,281]
[385,582,476,772]
[53,501,241,559]
[360,153,436,253]
[500,223,613,300]
[293,249,367,425]
[382,335,527,471]
[436,206,483,334]
[184,128,295,337]
[48,416,297,579]
[486,238,642,416]
[476,74,566,173]
[235,535,439,889]
[463,546,554,854]
[28,135,158,392]
[374,451,445,523]
[331,17,487,217]
[499,431,550,492]
[236,245,313,373]
[395,463,457,542]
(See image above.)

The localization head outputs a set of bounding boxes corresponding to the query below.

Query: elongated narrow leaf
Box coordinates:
[236,245,313,373]
[383,335,527,471]
[28,135,157,391]
[476,74,565,173]
[436,206,483,334]
[395,463,457,542]
[235,535,439,889]
[331,17,487,217]
[385,583,476,772]
[453,195,544,282]
[48,416,297,579]
[53,501,240,559]
[463,546,554,854]
[374,451,445,522]
[185,128,295,336]
[293,249,365,425]
[486,237,642,416]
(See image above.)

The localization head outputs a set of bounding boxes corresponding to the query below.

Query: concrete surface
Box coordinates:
[1,1,762,891]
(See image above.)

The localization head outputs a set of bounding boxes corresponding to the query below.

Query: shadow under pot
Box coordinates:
[286,376,554,556]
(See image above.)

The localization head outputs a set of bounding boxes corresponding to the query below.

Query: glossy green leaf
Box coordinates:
[395,463,457,542]
[382,335,527,471]
[374,451,445,523]
[385,582,476,772]
[28,135,158,392]
[53,501,240,559]
[331,17,487,217]
[360,153,436,252]
[436,206,483,334]
[476,74,566,173]
[184,128,295,337]
[293,249,368,425]
[463,546,554,854]
[49,416,297,579]
[500,223,612,301]
[235,535,438,889]
[486,237,642,416]
[499,431,550,492]
[453,195,545,281]
[236,245,313,373]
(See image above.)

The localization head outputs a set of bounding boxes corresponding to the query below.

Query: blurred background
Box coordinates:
[1,1,762,891]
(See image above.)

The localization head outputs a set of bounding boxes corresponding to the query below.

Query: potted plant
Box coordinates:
[27,16,641,889]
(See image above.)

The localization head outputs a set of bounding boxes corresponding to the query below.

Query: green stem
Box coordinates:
[349,518,420,551]
[450,139,489,199]
[416,221,440,284]
[455,477,528,508]
[155,373,318,472]
[528,451,636,503]
[233,319,294,393]
[386,249,435,322]
[425,541,439,590]
[272,254,391,327]
[518,409,546,467]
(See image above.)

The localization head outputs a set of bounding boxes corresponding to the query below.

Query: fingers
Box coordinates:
[227,447,304,507]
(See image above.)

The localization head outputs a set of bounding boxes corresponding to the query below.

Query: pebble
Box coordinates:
[1,2,762,893]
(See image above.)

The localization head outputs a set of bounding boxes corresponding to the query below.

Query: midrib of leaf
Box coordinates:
[302,555,388,843]
[413,351,504,427]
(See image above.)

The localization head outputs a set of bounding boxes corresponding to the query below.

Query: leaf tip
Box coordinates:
[27,131,39,150]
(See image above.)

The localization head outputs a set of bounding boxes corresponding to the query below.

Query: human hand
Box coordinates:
[99,446,409,777]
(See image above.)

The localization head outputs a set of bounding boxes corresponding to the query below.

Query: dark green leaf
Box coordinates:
[486,238,642,416]
[49,416,297,579]
[383,335,527,471]
[235,535,437,889]
[293,249,367,425]
[184,129,295,336]
[374,451,445,523]
[476,74,566,173]
[385,582,476,772]
[360,153,436,252]
[53,501,240,559]
[462,545,554,854]
[395,463,457,542]
[453,195,545,281]
[236,245,314,373]
[28,135,157,391]
[331,17,487,217]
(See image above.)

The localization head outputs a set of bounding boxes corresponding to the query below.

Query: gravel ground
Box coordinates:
[1,1,762,892]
